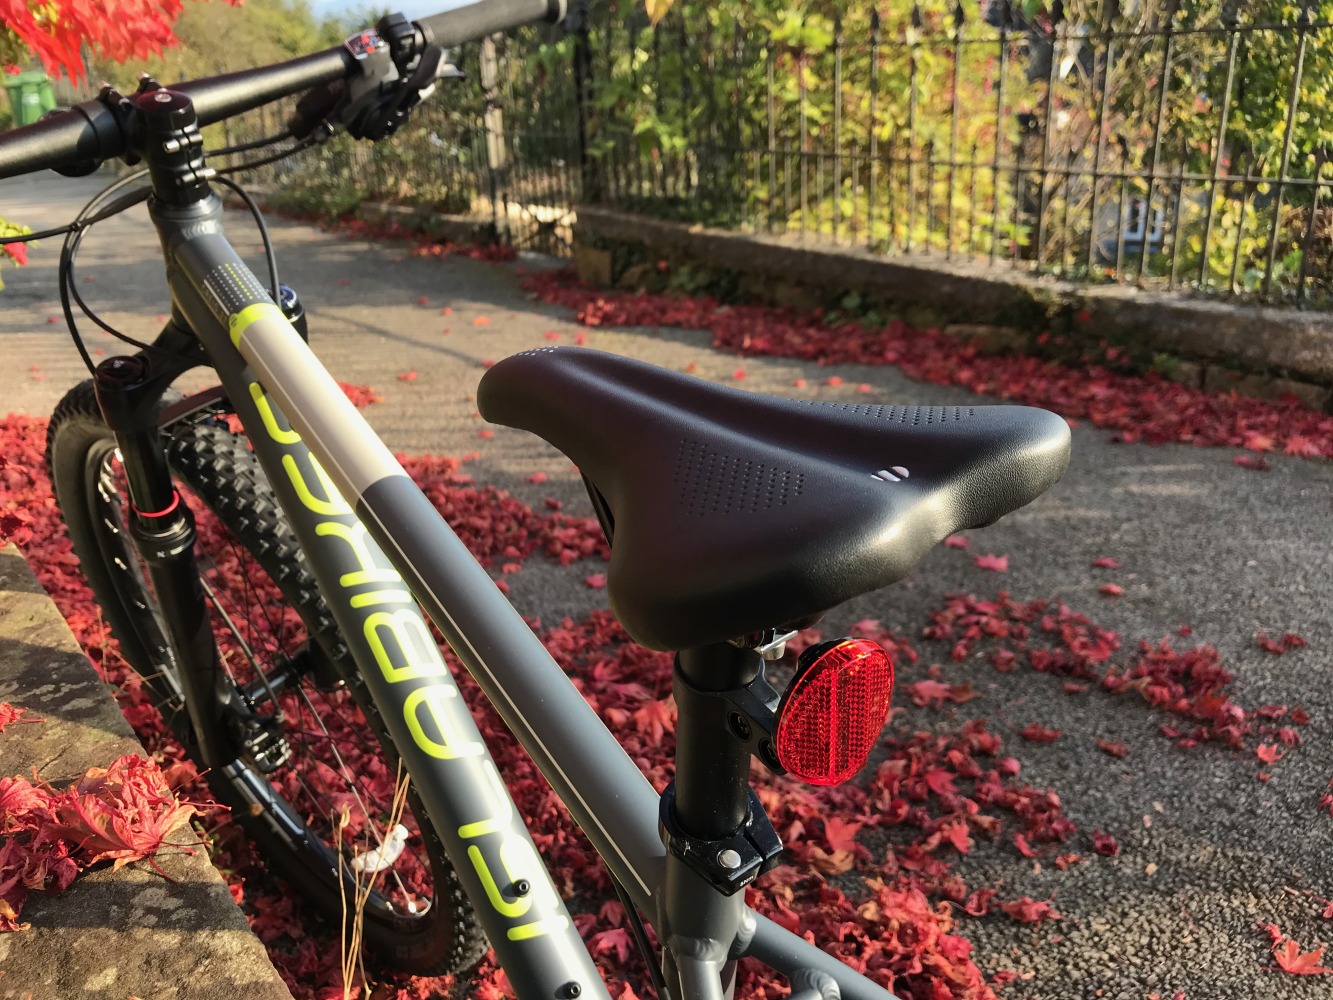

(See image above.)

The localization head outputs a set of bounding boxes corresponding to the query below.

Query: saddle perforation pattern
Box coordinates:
[676,438,804,517]
[802,402,977,424]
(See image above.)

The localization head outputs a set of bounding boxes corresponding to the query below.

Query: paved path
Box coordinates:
[2,173,1331,999]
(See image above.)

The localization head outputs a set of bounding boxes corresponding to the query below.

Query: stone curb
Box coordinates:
[0,545,294,1000]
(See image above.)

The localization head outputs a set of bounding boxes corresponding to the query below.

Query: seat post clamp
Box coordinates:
[658,783,783,896]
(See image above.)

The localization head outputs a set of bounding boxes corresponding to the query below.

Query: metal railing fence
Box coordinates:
[224,0,1333,306]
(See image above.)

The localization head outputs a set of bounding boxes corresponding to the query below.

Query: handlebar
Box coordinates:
[0,0,566,181]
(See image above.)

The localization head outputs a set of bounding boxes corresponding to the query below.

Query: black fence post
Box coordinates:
[570,0,596,204]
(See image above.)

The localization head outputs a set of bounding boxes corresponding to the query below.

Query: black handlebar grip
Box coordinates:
[0,100,124,181]
[415,0,566,47]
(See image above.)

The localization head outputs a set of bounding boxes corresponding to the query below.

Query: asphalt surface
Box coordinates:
[1,172,1331,1000]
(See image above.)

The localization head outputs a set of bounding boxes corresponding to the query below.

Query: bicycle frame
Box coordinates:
[121,186,901,1000]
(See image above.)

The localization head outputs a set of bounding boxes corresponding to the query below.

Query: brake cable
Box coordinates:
[54,148,290,375]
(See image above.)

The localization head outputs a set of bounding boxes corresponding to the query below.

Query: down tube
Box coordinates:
[166,283,603,997]
[193,278,668,908]
[166,232,663,972]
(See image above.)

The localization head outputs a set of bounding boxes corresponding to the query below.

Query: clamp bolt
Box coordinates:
[717,848,743,870]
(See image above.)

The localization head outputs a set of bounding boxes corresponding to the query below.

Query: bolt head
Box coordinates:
[718,848,743,870]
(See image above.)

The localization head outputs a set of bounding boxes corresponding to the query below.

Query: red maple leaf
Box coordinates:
[1271,936,1333,975]
[1255,630,1306,655]
[1099,583,1125,597]
[632,700,675,747]
[396,370,418,382]
[1095,738,1129,758]
[0,703,41,733]
[974,553,1009,572]
[907,679,976,709]
[943,534,969,549]
[49,755,199,870]
[821,817,864,853]
[1234,454,1271,471]
[1000,896,1059,924]
[1255,743,1283,764]
[1020,724,1063,743]
[1091,556,1121,569]
[1091,830,1119,856]
[589,927,634,964]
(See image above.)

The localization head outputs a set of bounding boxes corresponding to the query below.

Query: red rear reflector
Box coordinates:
[774,638,894,786]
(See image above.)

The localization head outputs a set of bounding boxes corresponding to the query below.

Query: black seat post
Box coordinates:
[671,643,763,839]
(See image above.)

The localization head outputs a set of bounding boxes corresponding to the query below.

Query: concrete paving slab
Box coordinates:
[0,545,293,1000]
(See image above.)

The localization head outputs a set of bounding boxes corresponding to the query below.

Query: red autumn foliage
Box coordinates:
[1020,724,1063,744]
[1095,738,1130,758]
[0,756,198,930]
[1090,830,1119,856]
[922,592,1306,755]
[0,376,1313,995]
[0,0,241,81]
[1263,924,1333,975]
[0,703,39,732]
[1255,630,1308,655]
[521,269,1333,460]
[1000,896,1059,924]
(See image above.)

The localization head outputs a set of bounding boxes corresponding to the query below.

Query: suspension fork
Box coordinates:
[92,344,239,765]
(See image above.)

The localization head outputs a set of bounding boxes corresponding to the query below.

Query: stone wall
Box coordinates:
[576,207,1333,412]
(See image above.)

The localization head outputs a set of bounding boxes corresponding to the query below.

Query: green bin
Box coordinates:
[3,71,57,127]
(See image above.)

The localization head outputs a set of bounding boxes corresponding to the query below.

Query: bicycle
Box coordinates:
[1,1,1073,996]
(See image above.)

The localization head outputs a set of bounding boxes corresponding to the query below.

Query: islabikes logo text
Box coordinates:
[249,379,568,942]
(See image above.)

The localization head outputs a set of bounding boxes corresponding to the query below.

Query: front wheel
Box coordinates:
[45,378,487,976]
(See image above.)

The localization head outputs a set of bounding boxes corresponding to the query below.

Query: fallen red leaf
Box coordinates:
[1099,583,1125,597]
[1020,724,1062,743]
[1090,830,1119,856]
[396,371,418,382]
[907,679,977,709]
[974,553,1009,573]
[0,704,40,733]
[1000,896,1059,924]
[1271,935,1333,975]
[1095,738,1129,758]
[1233,454,1271,471]
[1092,557,1121,569]
[50,756,199,871]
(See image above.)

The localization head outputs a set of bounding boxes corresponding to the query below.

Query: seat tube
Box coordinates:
[673,644,761,837]
[659,643,763,1000]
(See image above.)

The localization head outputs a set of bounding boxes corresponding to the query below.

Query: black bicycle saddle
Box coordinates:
[478,347,1071,652]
